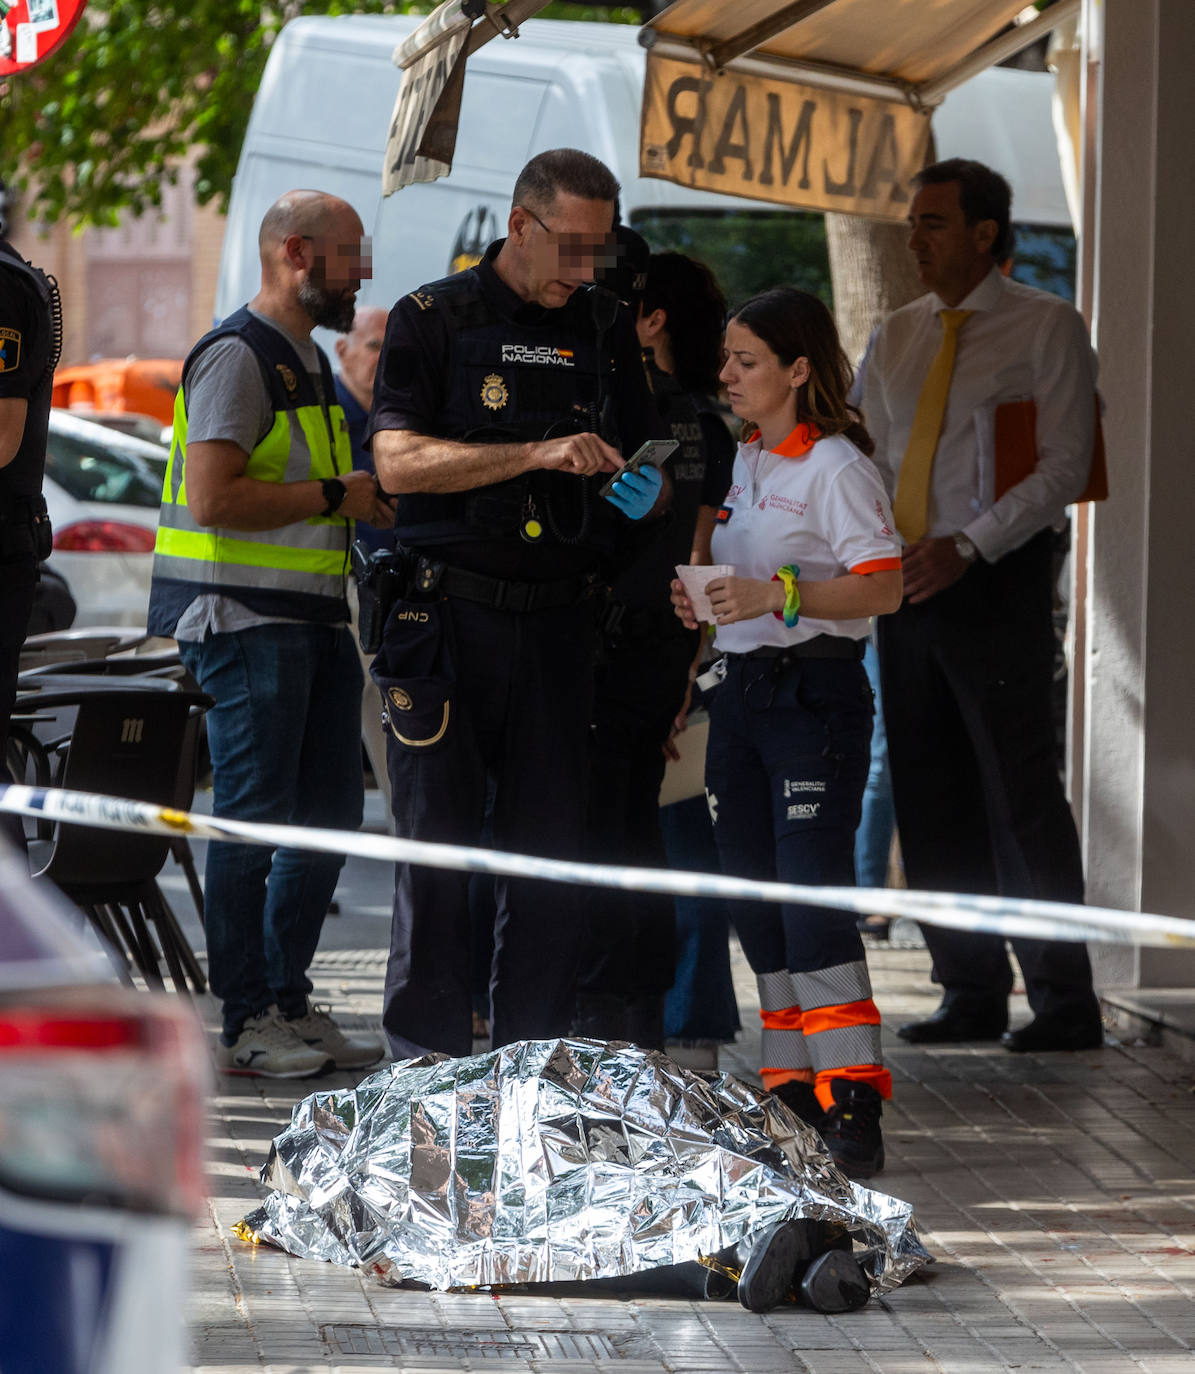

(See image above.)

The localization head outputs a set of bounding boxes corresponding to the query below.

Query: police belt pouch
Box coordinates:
[351,539,411,655]
[370,594,456,753]
[0,495,51,561]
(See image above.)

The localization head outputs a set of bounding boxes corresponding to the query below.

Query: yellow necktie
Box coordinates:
[893,308,974,542]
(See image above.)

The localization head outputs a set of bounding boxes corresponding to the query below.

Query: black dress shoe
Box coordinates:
[896,1004,1008,1044]
[1001,1015,1104,1053]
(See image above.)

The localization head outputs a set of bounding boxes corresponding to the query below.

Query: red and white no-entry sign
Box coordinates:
[0,0,87,76]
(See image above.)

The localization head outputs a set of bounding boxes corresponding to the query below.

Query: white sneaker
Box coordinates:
[281,1002,385,1071]
[216,1007,334,1078]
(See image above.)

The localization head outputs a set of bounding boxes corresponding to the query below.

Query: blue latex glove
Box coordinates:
[603,462,663,520]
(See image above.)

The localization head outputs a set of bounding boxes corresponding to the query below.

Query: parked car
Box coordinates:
[59,407,172,447]
[0,840,208,1374]
[42,408,166,627]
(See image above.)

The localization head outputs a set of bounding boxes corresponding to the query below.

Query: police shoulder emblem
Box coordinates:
[388,686,413,712]
[481,373,509,412]
[409,290,436,312]
[275,363,298,397]
[0,327,22,373]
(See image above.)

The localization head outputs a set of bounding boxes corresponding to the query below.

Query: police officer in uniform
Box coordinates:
[1,232,60,851]
[367,148,668,1060]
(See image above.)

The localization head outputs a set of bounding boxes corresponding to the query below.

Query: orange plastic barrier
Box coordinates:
[52,358,183,426]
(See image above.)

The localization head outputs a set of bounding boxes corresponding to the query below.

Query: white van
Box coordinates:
[216,15,1074,335]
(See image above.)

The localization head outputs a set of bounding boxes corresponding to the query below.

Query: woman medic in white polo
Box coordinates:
[671,286,902,1180]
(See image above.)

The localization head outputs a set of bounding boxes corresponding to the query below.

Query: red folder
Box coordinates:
[992,395,1108,503]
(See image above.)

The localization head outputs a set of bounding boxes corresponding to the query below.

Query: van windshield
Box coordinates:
[632,209,1076,309]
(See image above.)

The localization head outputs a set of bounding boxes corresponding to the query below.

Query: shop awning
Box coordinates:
[383,0,547,194]
[383,0,1079,218]
[639,0,1078,220]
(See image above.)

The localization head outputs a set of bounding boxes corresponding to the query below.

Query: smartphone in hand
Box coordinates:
[599,437,679,500]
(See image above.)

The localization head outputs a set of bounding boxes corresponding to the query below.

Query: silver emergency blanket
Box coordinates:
[239,1039,930,1293]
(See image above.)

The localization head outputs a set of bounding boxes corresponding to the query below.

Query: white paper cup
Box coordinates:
[675,564,734,623]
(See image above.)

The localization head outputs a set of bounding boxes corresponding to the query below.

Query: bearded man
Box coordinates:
[148,191,394,1078]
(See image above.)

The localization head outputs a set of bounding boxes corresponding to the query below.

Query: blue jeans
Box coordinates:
[855,638,896,888]
[179,623,364,1040]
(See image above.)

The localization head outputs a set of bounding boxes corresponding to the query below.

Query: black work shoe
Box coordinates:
[770,1078,826,1131]
[737,1219,821,1313]
[1001,1014,1104,1053]
[821,1079,885,1179]
[896,1002,1007,1044]
[799,1249,871,1313]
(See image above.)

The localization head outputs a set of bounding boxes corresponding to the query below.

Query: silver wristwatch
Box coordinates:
[952,530,979,564]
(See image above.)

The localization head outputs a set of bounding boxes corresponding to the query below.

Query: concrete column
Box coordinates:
[1085,0,1195,985]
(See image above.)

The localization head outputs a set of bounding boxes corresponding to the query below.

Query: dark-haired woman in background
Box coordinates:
[635,252,736,574]
[672,286,902,1179]
[574,247,736,1050]
[635,252,743,1066]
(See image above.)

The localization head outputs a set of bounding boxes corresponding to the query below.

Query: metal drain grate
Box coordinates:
[322,1325,625,1360]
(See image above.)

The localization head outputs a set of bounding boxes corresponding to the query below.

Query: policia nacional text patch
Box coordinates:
[0,327,22,373]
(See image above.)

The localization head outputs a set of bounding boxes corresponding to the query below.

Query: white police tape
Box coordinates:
[3,782,1195,949]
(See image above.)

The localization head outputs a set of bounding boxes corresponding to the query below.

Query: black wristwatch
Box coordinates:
[319,477,347,517]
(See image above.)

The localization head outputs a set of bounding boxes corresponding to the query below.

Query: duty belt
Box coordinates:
[416,556,595,614]
[723,636,864,662]
[0,494,48,526]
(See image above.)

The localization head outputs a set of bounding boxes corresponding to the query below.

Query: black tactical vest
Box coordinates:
[393,270,623,556]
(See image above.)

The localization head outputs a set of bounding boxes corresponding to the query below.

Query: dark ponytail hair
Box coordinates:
[730,286,873,456]
[639,251,727,397]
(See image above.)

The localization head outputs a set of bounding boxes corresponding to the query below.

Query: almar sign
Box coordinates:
[640,54,932,221]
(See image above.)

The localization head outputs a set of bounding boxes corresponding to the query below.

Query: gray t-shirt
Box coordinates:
[174,310,339,641]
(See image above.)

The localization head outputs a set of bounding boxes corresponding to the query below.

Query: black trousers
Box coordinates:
[377,593,597,1060]
[1,557,37,852]
[578,625,695,1003]
[876,531,1099,1021]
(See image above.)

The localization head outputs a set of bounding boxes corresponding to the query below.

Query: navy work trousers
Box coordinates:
[705,654,872,978]
[379,594,596,1059]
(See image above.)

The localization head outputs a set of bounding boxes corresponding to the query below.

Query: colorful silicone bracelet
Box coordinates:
[772,564,801,628]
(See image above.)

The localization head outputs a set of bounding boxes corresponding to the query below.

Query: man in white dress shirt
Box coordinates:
[862,158,1103,1053]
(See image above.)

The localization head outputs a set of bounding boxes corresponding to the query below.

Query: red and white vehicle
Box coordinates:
[0,840,208,1373]
[42,408,166,627]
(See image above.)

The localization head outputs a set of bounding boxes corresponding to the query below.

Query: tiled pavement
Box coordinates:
[187,928,1195,1373]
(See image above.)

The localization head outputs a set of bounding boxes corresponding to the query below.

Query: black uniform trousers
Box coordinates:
[876,530,1099,1022]
[1,556,38,852]
[578,620,696,1008]
[378,592,597,1060]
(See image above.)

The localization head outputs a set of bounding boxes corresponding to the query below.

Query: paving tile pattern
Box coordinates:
[190,943,1195,1373]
